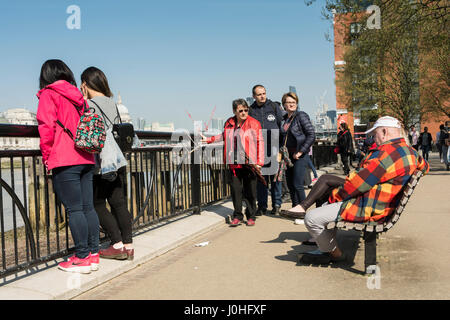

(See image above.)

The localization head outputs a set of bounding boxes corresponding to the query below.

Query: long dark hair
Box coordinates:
[39,59,77,89]
[81,67,113,97]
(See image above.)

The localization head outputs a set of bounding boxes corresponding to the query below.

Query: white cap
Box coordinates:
[365,116,402,134]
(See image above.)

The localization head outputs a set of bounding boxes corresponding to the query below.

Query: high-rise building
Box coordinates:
[289,86,297,94]
[210,118,225,132]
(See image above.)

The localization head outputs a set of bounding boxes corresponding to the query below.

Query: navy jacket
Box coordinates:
[249,99,285,156]
[280,111,315,155]
[249,99,285,131]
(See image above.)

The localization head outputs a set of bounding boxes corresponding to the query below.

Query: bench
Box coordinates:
[324,169,424,274]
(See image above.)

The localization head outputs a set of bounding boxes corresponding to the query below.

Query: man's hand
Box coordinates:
[293,151,303,160]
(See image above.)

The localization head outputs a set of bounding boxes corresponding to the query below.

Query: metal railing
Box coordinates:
[0,124,336,277]
[0,124,230,277]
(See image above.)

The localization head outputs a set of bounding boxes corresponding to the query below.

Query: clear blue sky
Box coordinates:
[0,0,336,130]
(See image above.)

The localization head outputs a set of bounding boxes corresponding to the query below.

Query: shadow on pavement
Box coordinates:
[263,230,366,276]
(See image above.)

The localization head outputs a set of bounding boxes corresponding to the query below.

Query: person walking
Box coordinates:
[278,92,315,215]
[80,67,135,260]
[36,59,100,273]
[307,147,319,186]
[336,122,354,175]
[418,126,433,161]
[202,99,264,226]
[438,124,450,171]
[409,125,419,151]
[248,85,285,216]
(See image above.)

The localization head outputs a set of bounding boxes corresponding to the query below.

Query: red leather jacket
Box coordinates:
[206,115,264,168]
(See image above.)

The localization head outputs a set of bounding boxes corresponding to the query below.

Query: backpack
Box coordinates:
[89,100,135,152]
[56,101,106,153]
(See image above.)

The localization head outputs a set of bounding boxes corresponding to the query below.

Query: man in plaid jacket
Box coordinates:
[301,116,429,265]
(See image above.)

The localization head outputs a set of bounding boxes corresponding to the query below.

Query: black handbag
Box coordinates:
[90,100,135,152]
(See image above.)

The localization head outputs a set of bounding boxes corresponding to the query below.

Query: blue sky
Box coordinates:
[0,0,336,130]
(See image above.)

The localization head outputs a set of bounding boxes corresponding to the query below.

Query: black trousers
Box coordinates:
[301,174,345,210]
[340,152,351,175]
[229,167,257,221]
[93,167,133,245]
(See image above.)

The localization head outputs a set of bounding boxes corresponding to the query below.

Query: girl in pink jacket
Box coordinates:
[36,59,100,274]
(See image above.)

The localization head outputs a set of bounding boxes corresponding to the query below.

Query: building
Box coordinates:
[314,103,337,141]
[116,93,133,124]
[289,86,297,95]
[210,118,225,132]
[333,9,449,140]
[148,122,175,132]
[0,108,39,149]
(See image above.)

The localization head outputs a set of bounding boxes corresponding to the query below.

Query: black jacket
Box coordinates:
[280,111,315,154]
[418,132,433,147]
[337,130,354,154]
[249,99,285,156]
[249,99,285,131]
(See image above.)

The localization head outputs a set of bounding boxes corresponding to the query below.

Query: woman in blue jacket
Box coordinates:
[279,92,315,215]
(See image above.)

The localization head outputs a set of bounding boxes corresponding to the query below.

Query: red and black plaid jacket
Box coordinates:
[329,138,429,222]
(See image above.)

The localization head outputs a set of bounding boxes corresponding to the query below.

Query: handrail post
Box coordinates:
[191,137,201,214]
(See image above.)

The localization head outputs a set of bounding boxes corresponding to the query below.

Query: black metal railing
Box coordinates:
[0,124,231,277]
[0,124,336,277]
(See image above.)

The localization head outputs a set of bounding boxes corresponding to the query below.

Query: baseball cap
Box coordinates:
[365,116,402,134]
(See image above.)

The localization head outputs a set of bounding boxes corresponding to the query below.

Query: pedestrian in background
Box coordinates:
[81,67,134,261]
[418,126,433,161]
[307,147,319,186]
[438,124,450,171]
[36,59,99,273]
[409,125,419,151]
[278,92,315,215]
[249,85,284,216]
[336,122,354,175]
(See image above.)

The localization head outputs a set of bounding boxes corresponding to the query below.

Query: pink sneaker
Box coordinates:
[58,255,91,274]
[90,253,99,271]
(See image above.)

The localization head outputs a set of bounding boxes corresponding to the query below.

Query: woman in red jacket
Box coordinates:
[36,59,100,274]
[202,99,264,226]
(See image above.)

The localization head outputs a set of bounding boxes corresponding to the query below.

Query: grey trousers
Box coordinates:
[304,202,343,253]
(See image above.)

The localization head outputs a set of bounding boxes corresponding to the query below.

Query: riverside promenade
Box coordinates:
[1,153,449,300]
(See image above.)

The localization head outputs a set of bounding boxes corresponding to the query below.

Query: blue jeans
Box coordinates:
[53,164,99,258]
[306,156,318,178]
[257,175,282,209]
[443,145,449,166]
[285,154,309,207]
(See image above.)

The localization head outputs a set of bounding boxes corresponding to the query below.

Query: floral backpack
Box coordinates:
[56,101,106,153]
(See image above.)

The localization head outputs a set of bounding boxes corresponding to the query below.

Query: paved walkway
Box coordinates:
[1,153,449,299]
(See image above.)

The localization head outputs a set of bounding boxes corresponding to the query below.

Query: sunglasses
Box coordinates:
[237,109,249,114]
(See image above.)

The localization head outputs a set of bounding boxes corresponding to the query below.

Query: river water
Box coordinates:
[1,168,27,232]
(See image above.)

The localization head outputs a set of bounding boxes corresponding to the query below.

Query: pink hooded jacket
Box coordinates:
[36,80,95,170]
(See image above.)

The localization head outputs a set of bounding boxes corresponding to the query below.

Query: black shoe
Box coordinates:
[255,208,267,216]
[271,206,281,215]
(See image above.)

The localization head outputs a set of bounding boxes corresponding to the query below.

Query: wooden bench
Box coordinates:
[325,170,424,274]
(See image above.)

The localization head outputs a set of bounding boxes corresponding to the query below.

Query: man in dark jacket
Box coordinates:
[249,84,285,215]
[418,126,433,161]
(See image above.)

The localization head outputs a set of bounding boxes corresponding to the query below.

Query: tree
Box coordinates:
[306,0,450,127]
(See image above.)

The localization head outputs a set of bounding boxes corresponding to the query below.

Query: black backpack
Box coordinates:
[90,100,135,152]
